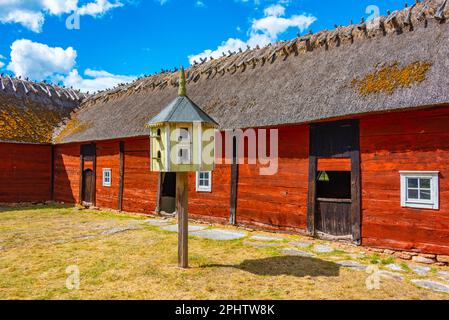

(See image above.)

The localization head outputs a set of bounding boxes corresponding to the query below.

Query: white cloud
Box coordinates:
[195,0,205,8]
[60,68,136,92]
[5,39,135,92]
[188,3,316,64]
[78,0,123,17]
[0,0,124,32]
[0,54,4,68]
[263,4,284,17]
[8,39,77,79]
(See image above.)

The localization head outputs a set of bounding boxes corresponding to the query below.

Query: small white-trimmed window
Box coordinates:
[196,171,212,192]
[103,168,112,187]
[400,171,439,210]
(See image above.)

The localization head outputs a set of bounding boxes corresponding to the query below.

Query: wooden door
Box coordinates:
[308,120,361,243]
[82,169,94,204]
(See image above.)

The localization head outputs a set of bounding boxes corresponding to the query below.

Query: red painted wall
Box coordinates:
[54,143,80,204]
[188,164,231,223]
[360,107,449,255]
[50,106,449,255]
[0,143,52,203]
[235,126,309,231]
[121,138,158,214]
[95,141,120,209]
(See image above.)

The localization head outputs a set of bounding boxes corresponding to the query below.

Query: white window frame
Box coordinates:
[196,171,212,192]
[400,171,439,210]
[102,168,112,187]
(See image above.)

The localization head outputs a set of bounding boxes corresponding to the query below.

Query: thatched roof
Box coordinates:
[0,75,84,143]
[55,0,449,144]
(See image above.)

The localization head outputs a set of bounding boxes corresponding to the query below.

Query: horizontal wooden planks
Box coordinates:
[121,138,158,213]
[235,125,309,230]
[95,141,120,209]
[360,107,449,254]
[0,143,52,203]
[188,164,231,219]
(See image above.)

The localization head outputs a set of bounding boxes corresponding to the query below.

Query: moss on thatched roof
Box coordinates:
[55,0,449,144]
[0,76,83,143]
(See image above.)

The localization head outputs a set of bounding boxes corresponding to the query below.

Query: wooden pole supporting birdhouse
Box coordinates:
[146,67,219,269]
[176,172,188,268]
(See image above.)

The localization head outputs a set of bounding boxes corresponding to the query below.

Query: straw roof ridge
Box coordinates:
[55,0,449,144]
[0,75,84,143]
[80,0,448,106]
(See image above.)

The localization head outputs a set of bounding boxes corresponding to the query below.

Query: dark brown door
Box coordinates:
[82,169,94,204]
[308,120,361,243]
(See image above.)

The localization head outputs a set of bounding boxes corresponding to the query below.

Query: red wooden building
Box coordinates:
[1,0,449,260]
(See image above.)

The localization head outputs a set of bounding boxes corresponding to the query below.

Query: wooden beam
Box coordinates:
[350,146,361,245]
[78,149,84,205]
[156,172,162,214]
[307,154,317,235]
[92,143,97,207]
[118,141,125,211]
[176,172,189,268]
[50,144,55,201]
[229,163,238,225]
[230,135,238,225]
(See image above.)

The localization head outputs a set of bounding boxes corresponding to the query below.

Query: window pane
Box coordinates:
[407,178,418,188]
[408,189,419,200]
[420,190,431,200]
[420,178,431,189]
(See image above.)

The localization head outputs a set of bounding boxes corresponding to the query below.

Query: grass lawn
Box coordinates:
[0,204,448,300]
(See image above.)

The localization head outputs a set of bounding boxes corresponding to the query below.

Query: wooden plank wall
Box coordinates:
[54,137,158,213]
[360,107,449,255]
[188,164,231,223]
[95,141,120,209]
[235,126,309,231]
[54,143,81,204]
[0,143,52,203]
[121,138,158,213]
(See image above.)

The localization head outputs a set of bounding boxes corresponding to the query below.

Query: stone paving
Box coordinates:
[161,224,207,233]
[132,215,449,295]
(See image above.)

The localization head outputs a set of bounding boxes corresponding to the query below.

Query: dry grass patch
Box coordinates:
[0,205,448,300]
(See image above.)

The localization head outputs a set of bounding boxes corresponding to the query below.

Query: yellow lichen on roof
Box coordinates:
[54,118,92,144]
[352,61,432,96]
[0,103,66,143]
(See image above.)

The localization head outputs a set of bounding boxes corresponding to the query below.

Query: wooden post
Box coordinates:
[79,151,84,205]
[176,172,189,268]
[118,141,125,211]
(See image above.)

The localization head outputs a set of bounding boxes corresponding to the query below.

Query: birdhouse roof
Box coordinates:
[146,96,219,127]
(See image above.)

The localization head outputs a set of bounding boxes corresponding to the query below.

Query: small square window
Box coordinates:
[400,171,439,210]
[103,169,112,187]
[196,171,212,192]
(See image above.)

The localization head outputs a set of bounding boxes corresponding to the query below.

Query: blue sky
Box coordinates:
[0,0,407,92]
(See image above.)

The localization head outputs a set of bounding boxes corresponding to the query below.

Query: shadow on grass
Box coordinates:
[204,256,340,278]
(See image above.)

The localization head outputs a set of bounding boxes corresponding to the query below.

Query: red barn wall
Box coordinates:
[95,140,120,209]
[0,143,52,203]
[360,107,449,255]
[121,138,158,214]
[234,126,309,231]
[188,164,231,223]
[54,143,80,204]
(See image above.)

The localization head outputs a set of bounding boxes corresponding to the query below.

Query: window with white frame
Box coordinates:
[400,171,439,209]
[103,168,112,187]
[196,171,212,192]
